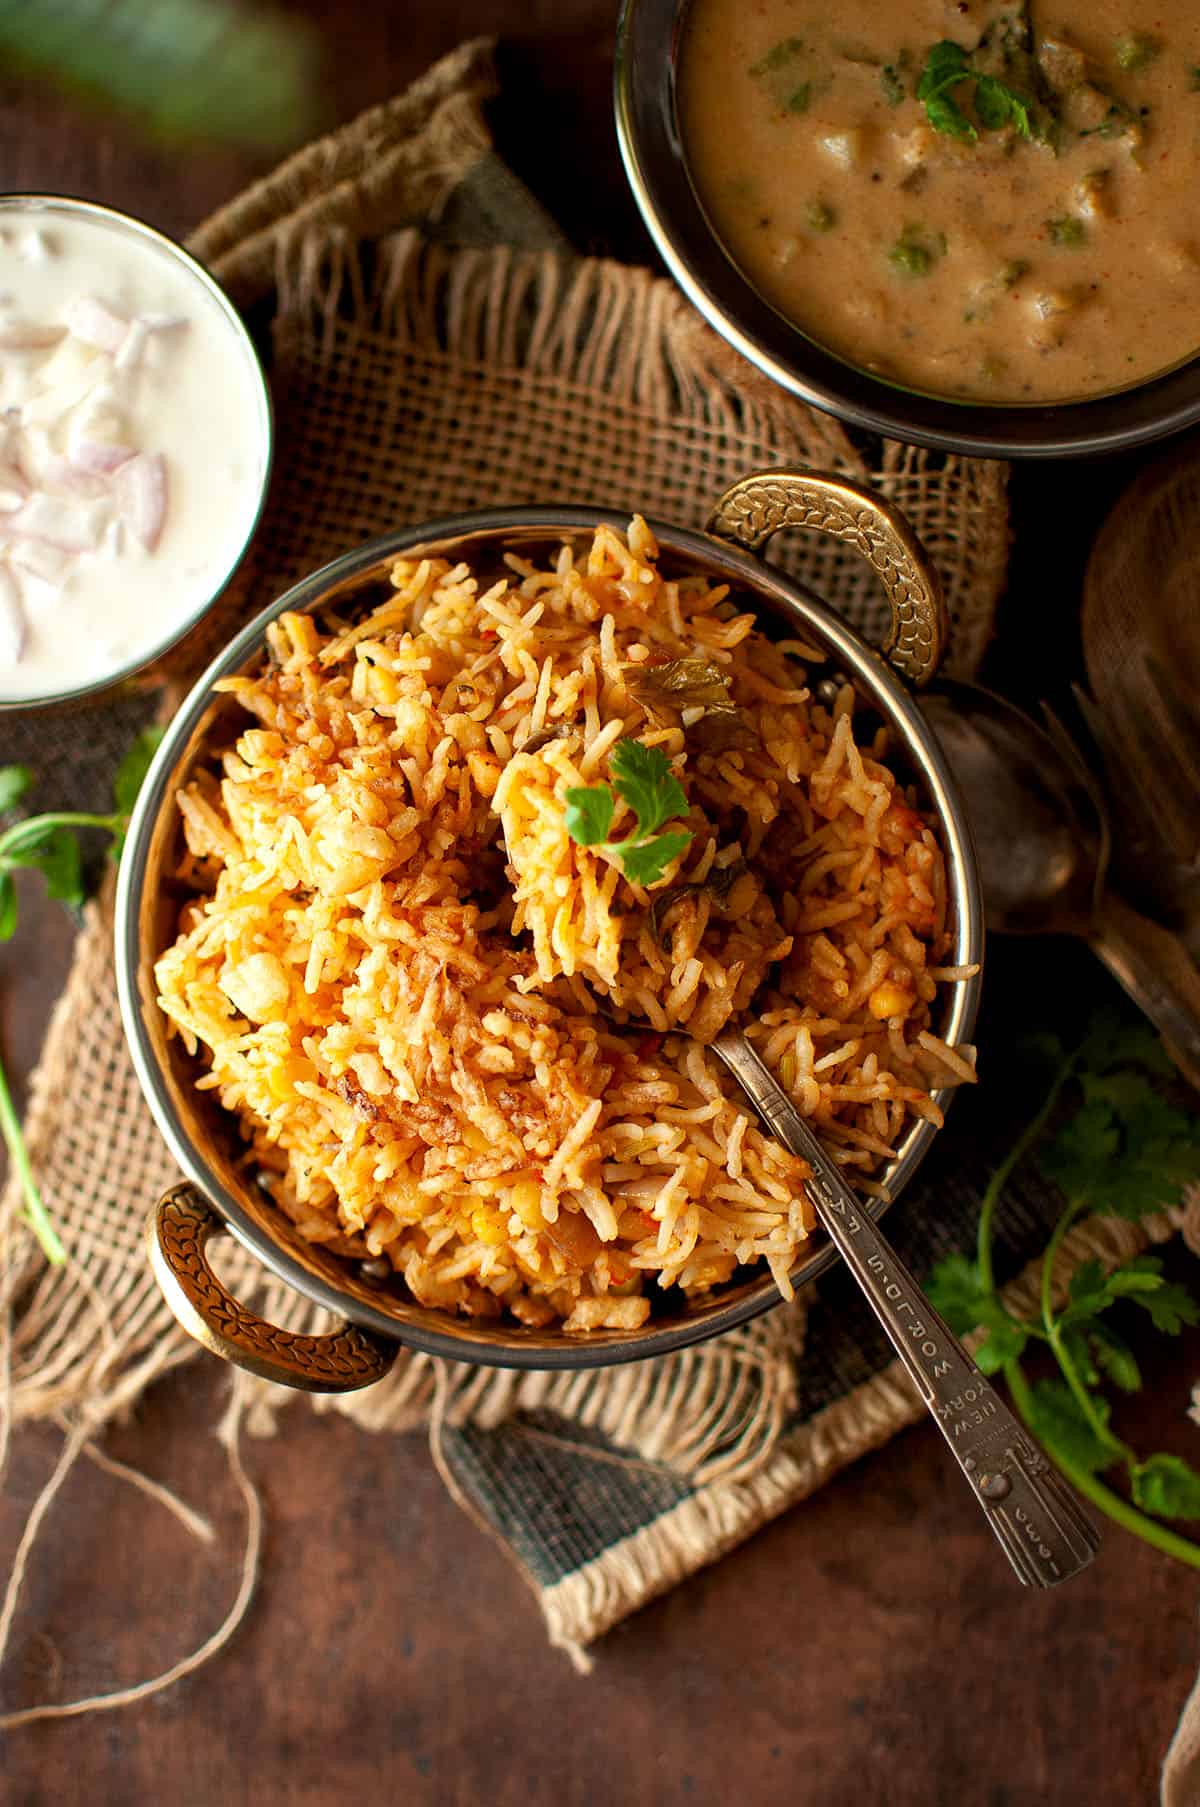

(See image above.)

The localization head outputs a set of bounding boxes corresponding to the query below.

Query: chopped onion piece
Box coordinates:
[15,424,52,487]
[42,454,110,499]
[23,367,106,425]
[114,318,149,371]
[64,295,130,353]
[0,565,28,662]
[0,465,28,513]
[69,439,134,475]
[17,230,52,264]
[115,452,166,551]
[11,538,69,585]
[0,320,66,350]
[11,490,107,552]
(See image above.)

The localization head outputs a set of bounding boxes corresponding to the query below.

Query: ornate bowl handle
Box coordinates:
[705,468,947,687]
[148,1184,399,1393]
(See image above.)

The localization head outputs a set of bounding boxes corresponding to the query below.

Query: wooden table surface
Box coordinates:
[3,8,1199,1803]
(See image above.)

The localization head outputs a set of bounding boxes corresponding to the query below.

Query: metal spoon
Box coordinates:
[711,1030,1100,1588]
[923,678,1200,1085]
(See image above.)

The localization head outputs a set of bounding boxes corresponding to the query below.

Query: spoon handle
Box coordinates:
[1090,893,1200,1091]
[712,1031,1100,1588]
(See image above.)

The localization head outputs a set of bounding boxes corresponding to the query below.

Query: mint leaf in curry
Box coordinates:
[917,38,1039,143]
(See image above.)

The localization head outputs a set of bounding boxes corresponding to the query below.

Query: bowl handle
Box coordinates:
[705,468,947,687]
[147,1183,399,1393]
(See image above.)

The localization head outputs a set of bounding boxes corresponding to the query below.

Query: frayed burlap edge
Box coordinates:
[184,37,499,308]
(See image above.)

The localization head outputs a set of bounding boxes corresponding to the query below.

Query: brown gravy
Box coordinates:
[680,1,1200,402]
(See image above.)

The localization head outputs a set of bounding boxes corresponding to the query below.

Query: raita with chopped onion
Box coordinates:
[0,204,267,700]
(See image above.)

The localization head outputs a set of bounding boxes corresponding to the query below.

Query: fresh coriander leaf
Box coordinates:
[917,41,978,141]
[619,830,692,890]
[880,64,906,106]
[1069,1004,1127,1069]
[1039,1096,1118,1198]
[926,1255,1026,1369]
[1081,1012,1173,1077]
[918,39,971,94]
[609,739,688,839]
[980,75,1033,138]
[1033,1048,1199,1219]
[1102,1253,1169,1296]
[750,36,804,78]
[1026,1377,1118,1475]
[564,785,615,847]
[973,1301,1028,1373]
[1060,1323,1100,1388]
[1131,1453,1200,1519]
[565,738,693,886]
[972,77,1011,131]
[1047,215,1087,247]
[0,765,31,813]
[889,226,945,278]
[1064,1257,1112,1320]
[1115,32,1159,72]
[923,90,978,141]
[25,827,84,909]
[889,237,935,276]
[113,724,166,820]
[917,39,1040,144]
[1084,1069,1184,1137]
[1086,1320,1141,1393]
[0,873,16,941]
[926,1251,988,1336]
[1135,1279,1200,1336]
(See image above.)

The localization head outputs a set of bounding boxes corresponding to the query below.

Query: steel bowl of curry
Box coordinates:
[616,0,1200,458]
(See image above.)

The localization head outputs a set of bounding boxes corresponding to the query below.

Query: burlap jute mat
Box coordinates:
[12,39,1173,1726]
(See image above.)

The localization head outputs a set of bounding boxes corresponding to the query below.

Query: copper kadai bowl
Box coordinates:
[116,469,983,1392]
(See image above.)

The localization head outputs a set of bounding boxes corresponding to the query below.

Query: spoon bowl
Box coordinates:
[925,679,1200,1084]
[922,681,1106,936]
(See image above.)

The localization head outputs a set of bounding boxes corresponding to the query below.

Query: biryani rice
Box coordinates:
[155,519,977,1334]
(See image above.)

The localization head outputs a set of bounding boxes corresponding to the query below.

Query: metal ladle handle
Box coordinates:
[712,1032,1101,1588]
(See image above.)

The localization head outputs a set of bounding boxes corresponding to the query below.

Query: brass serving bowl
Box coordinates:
[615,0,1200,461]
[116,469,983,1392]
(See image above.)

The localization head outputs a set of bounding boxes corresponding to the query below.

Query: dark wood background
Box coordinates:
[2,6,1199,1803]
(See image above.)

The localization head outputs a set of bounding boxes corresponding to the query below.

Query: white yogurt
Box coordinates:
[0,201,269,702]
